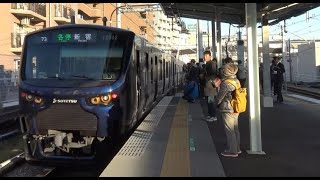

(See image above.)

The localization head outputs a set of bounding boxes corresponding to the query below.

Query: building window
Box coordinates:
[14,59,20,70]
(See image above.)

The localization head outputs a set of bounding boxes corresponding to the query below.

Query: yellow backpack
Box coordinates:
[224,79,247,113]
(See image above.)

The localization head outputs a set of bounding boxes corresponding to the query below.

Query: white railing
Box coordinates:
[290,72,320,84]
[0,70,19,108]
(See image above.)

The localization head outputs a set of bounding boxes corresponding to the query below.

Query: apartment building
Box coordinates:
[153,11,182,53]
[0,3,154,71]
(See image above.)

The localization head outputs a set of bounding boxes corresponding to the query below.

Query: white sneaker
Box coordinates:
[206,116,214,122]
[212,117,218,121]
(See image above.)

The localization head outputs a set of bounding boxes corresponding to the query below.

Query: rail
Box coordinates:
[290,72,320,85]
[0,153,55,177]
[286,86,320,100]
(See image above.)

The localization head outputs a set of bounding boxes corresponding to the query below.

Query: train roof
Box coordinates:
[25,24,135,37]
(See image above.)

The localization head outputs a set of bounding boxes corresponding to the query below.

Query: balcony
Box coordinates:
[11,33,27,53]
[78,3,102,18]
[77,17,88,24]
[11,3,46,22]
[54,4,75,24]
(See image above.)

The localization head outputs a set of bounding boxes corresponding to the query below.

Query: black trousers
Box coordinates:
[274,80,283,102]
[239,78,246,88]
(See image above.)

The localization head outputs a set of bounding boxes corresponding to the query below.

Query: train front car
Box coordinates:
[19,25,135,164]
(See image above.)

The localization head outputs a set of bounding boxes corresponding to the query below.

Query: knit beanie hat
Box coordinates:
[223,63,238,77]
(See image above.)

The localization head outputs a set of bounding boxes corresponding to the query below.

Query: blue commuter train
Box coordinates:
[18,24,186,164]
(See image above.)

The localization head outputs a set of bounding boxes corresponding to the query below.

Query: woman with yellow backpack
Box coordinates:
[214,63,247,158]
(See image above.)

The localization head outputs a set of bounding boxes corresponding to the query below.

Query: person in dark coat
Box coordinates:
[271,56,285,103]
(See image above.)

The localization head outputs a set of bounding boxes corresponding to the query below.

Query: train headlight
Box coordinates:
[90,97,101,105]
[34,97,43,104]
[26,94,34,101]
[100,95,111,104]
[88,93,117,106]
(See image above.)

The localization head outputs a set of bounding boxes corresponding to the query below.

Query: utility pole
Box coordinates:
[288,38,292,82]
[116,3,121,28]
[225,23,231,58]
[102,3,107,26]
[207,21,209,49]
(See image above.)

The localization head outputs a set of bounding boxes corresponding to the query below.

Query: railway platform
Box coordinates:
[100,92,320,177]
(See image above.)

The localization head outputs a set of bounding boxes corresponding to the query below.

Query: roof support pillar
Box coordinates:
[262,14,273,107]
[211,8,216,59]
[216,10,222,68]
[245,3,266,155]
[197,19,204,63]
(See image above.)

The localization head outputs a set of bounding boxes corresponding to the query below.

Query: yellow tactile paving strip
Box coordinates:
[160,99,190,177]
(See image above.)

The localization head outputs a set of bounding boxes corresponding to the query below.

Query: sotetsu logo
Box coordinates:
[52,98,78,104]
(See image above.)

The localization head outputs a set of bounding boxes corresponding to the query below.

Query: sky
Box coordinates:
[181,6,320,41]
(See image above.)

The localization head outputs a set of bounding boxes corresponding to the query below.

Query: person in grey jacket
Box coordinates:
[203,51,218,122]
[215,63,241,157]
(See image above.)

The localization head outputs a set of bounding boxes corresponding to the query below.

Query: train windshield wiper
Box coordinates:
[70,75,94,80]
[45,75,64,80]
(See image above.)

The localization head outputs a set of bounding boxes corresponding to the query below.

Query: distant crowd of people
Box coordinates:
[0,65,19,108]
[182,51,247,157]
[182,51,285,158]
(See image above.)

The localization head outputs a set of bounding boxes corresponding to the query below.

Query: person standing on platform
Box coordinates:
[271,56,285,103]
[184,59,199,103]
[236,60,246,88]
[203,51,218,122]
[0,65,7,108]
[215,63,241,157]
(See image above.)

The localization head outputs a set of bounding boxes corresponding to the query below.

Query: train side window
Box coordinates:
[145,53,149,85]
[175,64,177,81]
[155,56,158,81]
[163,59,166,78]
[162,60,165,79]
[166,61,168,78]
[145,53,149,69]
[136,50,140,74]
[32,56,37,78]
[151,57,153,83]
[159,59,162,81]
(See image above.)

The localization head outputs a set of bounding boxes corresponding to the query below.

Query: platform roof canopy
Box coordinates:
[160,3,320,26]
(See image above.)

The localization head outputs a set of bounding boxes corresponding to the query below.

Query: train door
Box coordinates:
[159,59,165,95]
[136,49,143,119]
[126,46,138,129]
[171,60,175,93]
[144,52,150,111]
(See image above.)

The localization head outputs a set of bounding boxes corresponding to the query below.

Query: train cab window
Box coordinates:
[22,29,130,84]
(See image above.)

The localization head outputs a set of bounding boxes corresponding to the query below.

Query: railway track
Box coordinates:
[287,86,320,100]
[0,153,55,177]
[1,90,318,177]
[0,118,20,141]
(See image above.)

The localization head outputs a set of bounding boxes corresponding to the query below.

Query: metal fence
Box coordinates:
[0,69,19,109]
